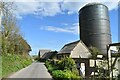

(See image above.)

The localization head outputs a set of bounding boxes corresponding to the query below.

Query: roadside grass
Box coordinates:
[0,56,2,78]
[1,54,32,78]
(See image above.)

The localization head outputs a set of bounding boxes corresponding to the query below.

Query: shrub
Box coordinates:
[45,60,57,73]
[52,70,82,80]
[57,58,75,70]
[57,57,79,75]
[52,70,64,79]
[45,58,82,80]
[47,65,54,73]
[45,60,51,67]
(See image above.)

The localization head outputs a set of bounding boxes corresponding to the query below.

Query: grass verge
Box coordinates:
[1,54,32,78]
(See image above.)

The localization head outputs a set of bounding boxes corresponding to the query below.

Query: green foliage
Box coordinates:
[1,54,32,77]
[0,56,2,77]
[52,70,81,80]
[45,58,81,80]
[45,60,57,73]
[57,57,79,75]
[58,57,76,70]
[52,70,82,80]
[52,70,64,79]
[89,46,101,59]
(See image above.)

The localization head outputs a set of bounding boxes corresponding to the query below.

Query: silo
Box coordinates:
[79,3,111,55]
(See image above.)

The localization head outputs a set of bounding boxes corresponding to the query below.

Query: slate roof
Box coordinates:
[58,40,80,54]
[41,51,57,60]
[38,49,51,57]
[79,3,108,12]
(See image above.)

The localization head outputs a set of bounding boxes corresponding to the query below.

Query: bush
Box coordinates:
[52,70,64,79]
[45,60,51,67]
[57,58,75,70]
[52,70,82,80]
[45,58,82,80]
[45,60,57,73]
[57,57,79,75]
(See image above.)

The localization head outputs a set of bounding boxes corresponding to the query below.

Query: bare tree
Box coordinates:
[0,1,31,56]
[0,1,22,55]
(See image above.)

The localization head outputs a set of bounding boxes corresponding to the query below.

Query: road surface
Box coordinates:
[8,62,52,78]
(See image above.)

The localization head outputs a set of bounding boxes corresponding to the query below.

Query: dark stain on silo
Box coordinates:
[79,3,112,55]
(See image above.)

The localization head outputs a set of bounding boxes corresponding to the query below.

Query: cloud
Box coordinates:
[61,2,86,14]
[104,2,118,10]
[62,23,68,26]
[13,2,62,18]
[34,2,62,16]
[40,23,79,35]
[13,1,40,18]
[6,0,119,18]
[61,1,119,14]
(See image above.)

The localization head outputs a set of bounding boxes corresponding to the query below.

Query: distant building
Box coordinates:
[38,49,51,58]
[41,51,58,60]
[57,40,91,59]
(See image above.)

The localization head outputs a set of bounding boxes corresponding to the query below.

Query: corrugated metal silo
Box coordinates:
[79,3,112,55]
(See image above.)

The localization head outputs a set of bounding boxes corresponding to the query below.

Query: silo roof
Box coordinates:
[79,3,108,12]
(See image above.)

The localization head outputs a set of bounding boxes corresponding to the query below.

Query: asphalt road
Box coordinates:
[8,62,52,78]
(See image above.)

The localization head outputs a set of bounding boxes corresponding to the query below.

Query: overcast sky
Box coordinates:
[5,0,119,55]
